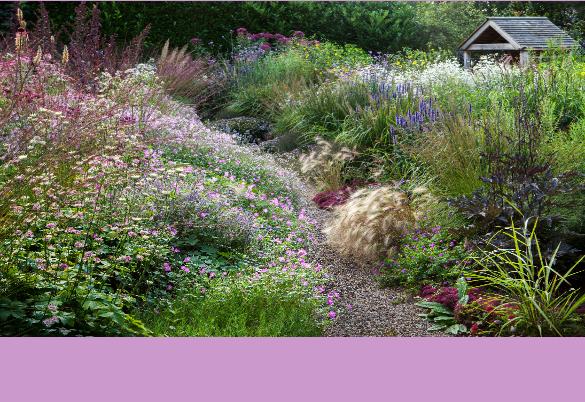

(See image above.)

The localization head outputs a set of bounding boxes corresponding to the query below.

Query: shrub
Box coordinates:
[273,79,372,146]
[448,92,585,269]
[419,283,519,336]
[379,226,471,288]
[311,179,368,210]
[0,8,332,336]
[416,278,480,335]
[225,47,318,118]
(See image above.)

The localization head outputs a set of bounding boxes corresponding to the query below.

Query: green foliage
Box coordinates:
[300,41,372,71]
[141,269,326,336]
[224,41,371,121]
[225,48,319,118]
[0,34,329,337]
[470,220,585,336]
[409,113,485,197]
[9,1,585,56]
[380,227,470,288]
[414,2,487,51]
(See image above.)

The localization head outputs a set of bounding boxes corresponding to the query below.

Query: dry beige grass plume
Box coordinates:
[299,137,357,191]
[324,185,418,261]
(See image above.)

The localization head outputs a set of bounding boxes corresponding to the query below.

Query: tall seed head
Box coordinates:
[16,8,24,26]
[33,46,43,64]
[61,45,69,65]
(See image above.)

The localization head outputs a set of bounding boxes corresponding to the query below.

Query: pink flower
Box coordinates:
[328,311,337,319]
[163,262,171,272]
[42,316,59,327]
[180,265,190,273]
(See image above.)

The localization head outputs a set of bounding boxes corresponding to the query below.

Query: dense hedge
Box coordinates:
[3,1,584,55]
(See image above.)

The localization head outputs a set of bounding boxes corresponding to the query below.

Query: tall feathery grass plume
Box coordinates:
[324,185,413,261]
[323,185,436,261]
[299,137,358,191]
[156,39,227,114]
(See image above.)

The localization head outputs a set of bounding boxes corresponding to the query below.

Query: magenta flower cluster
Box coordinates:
[234,27,318,52]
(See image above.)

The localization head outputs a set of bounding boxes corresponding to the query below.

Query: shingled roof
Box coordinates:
[460,17,580,51]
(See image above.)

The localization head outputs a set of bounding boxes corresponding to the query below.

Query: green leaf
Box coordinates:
[445,323,467,335]
[456,277,468,300]
[416,301,454,315]
[433,316,456,323]
[428,324,447,331]
[416,301,445,309]
[99,311,115,318]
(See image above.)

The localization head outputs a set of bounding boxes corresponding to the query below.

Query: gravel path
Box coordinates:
[270,150,440,337]
[244,142,443,336]
[299,186,442,337]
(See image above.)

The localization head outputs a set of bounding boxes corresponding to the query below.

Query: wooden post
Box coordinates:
[463,51,471,69]
[519,50,529,67]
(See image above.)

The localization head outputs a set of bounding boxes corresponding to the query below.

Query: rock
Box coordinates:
[211,117,272,144]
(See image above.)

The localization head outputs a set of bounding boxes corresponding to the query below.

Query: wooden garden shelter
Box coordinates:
[459,17,580,68]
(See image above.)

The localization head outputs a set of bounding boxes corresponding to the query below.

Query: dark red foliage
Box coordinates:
[312,187,352,209]
[428,287,459,310]
[421,285,482,311]
[312,180,370,210]
[420,285,437,298]
[22,2,150,90]
[468,287,482,303]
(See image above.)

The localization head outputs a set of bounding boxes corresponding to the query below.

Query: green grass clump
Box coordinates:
[141,271,326,336]
[470,220,585,336]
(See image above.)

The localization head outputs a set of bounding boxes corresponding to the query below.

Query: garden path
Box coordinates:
[224,126,441,336]
[303,199,438,337]
[258,146,441,337]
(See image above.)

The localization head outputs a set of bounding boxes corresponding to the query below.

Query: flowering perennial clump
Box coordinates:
[0,15,336,335]
[379,227,471,288]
